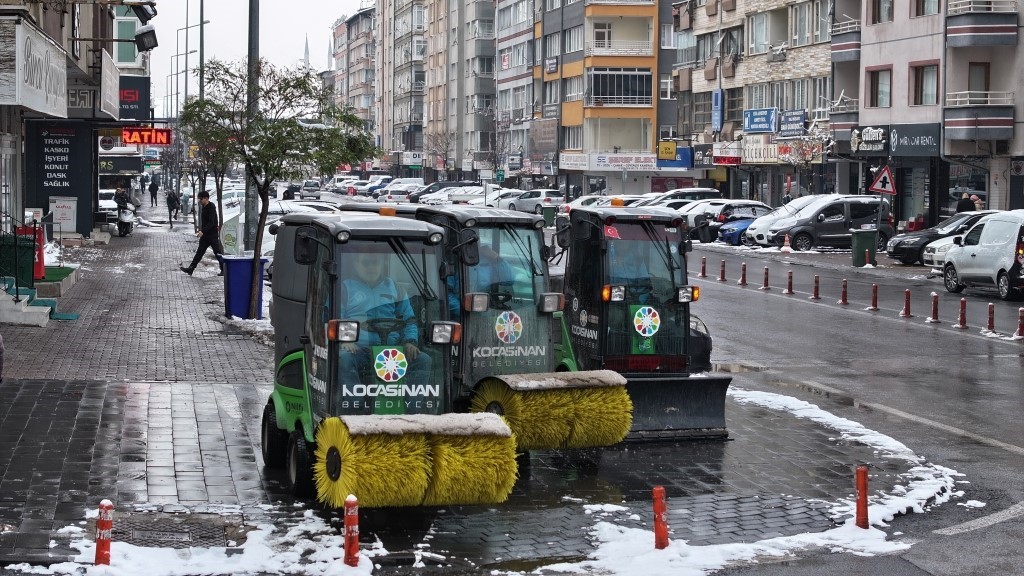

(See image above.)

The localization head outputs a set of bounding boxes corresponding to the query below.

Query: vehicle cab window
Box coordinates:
[963,223,985,246]
[821,204,845,223]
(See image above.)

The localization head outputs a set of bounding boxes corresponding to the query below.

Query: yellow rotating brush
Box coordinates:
[313,417,432,508]
[470,378,575,450]
[564,386,633,448]
[422,430,518,506]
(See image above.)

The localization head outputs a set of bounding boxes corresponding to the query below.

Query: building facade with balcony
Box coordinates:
[422,0,451,181]
[494,0,536,187]
[377,0,427,175]
[832,0,1023,226]
[337,7,376,135]
[449,0,497,180]
[675,0,833,206]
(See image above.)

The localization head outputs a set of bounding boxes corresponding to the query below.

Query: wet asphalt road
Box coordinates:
[1,206,1023,575]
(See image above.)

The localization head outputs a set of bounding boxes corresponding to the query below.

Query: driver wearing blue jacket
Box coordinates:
[339,253,432,394]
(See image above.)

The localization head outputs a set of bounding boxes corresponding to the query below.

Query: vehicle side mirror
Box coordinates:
[680,239,692,254]
[953,236,962,246]
[555,217,571,248]
[269,222,280,235]
[459,228,480,266]
[817,213,825,222]
[294,226,318,264]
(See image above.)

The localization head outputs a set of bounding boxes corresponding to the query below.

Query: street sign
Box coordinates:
[868,165,897,195]
[496,169,505,183]
[99,136,114,151]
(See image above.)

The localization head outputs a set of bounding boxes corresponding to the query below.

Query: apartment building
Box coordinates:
[494,0,535,188]
[332,8,376,135]
[423,0,450,179]
[832,0,1023,225]
[674,0,833,205]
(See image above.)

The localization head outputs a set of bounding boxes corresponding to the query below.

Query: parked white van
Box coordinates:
[943,210,1024,300]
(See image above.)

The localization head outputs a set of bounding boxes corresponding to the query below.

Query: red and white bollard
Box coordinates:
[783,271,794,295]
[1016,308,1024,338]
[926,292,940,324]
[698,256,707,278]
[954,298,968,329]
[867,284,879,311]
[810,275,821,300]
[653,486,669,550]
[855,466,869,529]
[718,260,727,282]
[344,495,360,567]
[988,303,995,332]
[838,279,848,305]
[737,263,748,286]
[899,289,913,317]
[864,249,872,267]
[95,500,113,566]
[759,266,771,291]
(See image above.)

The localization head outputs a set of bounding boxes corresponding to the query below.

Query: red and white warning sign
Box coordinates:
[868,165,897,195]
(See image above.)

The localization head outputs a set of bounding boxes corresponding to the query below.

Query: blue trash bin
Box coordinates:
[221,254,269,319]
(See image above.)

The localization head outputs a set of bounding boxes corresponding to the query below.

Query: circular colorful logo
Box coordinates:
[633,306,661,337]
[494,311,524,344]
[374,348,408,382]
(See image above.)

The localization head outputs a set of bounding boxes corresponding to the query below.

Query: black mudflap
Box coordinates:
[624,374,732,440]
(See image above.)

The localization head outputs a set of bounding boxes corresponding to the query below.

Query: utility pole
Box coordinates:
[199,0,205,100]
[243,0,259,251]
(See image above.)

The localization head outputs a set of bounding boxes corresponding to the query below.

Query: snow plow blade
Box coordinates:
[470,370,632,451]
[312,413,518,509]
[624,374,733,440]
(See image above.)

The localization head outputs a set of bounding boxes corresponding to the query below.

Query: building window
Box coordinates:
[677,30,697,67]
[868,68,891,107]
[748,83,769,109]
[661,24,676,49]
[513,42,530,67]
[871,0,893,24]
[770,81,787,109]
[679,91,694,135]
[811,76,831,119]
[545,32,561,58]
[791,78,809,110]
[659,125,676,140]
[912,64,938,105]
[660,74,673,100]
[114,16,140,65]
[546,0,561,10]
[813,0,830,42]
[562,126,583,149]
[587,67,653,105]
[563,75,584,101]
[748,12,769,54]
[594,23,612,47]
[544,80,560,104]
[725,88,743,121]
[694,91,712,127]
[564,26,583,53]
[914,0,940,16]
[792,2,811,47]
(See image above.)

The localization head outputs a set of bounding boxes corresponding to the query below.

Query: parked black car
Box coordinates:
[281,183,300,200]
[886,210,996,265]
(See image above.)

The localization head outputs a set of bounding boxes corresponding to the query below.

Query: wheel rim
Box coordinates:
[794,235,812,251]
[325,446,342,482]
[944,267,959,290]
[998,274,1010,298]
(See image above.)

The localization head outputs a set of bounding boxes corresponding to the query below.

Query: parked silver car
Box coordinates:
[504,188,565,214]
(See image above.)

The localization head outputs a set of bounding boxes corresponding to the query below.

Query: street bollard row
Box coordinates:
[702,260,1024,338]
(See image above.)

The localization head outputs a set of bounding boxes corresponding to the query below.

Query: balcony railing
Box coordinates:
[831,19,861,35]
[948,0,1017,14]
[585,40,653,56]
[585,95,653,107]
[585,0,654,4]
[946,91,1014,106]
[829,97,860,113]
[412,81,425,92]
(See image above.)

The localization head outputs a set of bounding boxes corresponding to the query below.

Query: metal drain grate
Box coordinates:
[112,519,228,549]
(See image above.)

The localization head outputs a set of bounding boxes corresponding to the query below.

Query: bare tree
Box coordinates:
[423,130,456,176]
[778,123,834,194]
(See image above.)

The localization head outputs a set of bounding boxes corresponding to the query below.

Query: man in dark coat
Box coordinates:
[180,191,224,276]
[955,192,976,213]
[149,178,159,207]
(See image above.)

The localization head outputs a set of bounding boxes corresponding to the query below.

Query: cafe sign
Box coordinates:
[0,18,68,118]
[850,125,888,154]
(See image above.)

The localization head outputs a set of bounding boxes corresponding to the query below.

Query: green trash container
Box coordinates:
[851,228,878,266]
[542,205,558,227]
[0,233,36,288]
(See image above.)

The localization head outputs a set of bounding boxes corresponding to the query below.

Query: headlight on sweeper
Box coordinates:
[602,285,626,302]
[463,292,490,312]
[538,293,564,313]
[677,285,699,303]
[326,320,359,342]
[431,321,462,344]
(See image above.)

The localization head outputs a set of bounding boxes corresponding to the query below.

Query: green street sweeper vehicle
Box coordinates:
[549,202,733,439]
[262,211,518,509]
[337,203,633,451]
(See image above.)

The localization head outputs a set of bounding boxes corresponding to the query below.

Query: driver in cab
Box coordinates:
[607,240,654,304]
[339,252,432,387]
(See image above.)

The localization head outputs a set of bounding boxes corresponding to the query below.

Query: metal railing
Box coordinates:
[829,97,860,113]
[831,19,861,35]
[0,210,37,301]
[946,90,1014,106]
[948,0,1017,14]
[585,0,654,5]
[585,40,653,56]
[585,95,653,106]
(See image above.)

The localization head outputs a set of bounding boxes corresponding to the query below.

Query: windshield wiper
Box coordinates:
[388,237,437,300]
[640,221,680,298]
[503,224,542,276]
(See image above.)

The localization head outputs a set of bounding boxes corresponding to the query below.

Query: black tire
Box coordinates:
[792,233,813,251]
[261,402,288,469]
[918,246,928,266]
[876,234,889,253]
[508,204,516,212]
[899,254,917,266]
[997,272,1014,301]
[943,264,965,293]
[287,429,314,497]
[534,205,543,215]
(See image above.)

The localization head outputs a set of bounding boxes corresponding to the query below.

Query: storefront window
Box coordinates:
[946,165,988,218]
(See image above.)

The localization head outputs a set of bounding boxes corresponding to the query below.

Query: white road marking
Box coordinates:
[933,501,1024,535]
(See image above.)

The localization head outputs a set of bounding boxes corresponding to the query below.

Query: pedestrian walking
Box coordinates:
[179,190,224,276]
[782,192,793,205]
[149,178,159,207]
[166,189,180,229]
[955,192,975,213]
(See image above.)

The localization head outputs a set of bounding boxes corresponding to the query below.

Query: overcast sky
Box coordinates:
[150,0,366,117]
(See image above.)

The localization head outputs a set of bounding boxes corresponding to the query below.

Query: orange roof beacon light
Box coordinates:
[610,197,625,207]
[379,206,397,217]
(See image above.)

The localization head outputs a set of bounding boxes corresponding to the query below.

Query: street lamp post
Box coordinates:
[172,50,197,118]
[175,20,210,115]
